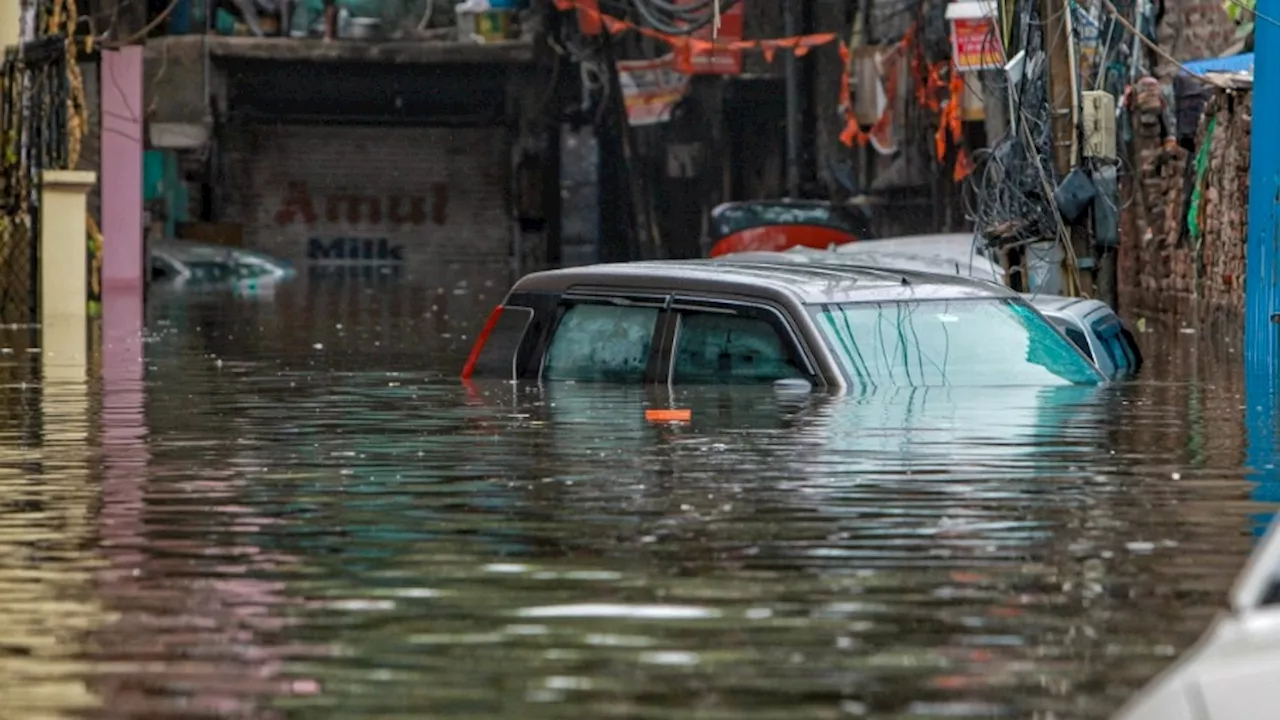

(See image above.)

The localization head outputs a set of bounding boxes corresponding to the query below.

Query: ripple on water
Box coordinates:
[0,291,1266,719]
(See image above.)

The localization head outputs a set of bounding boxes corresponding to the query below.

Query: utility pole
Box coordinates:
[784,0,801,198]
[1039,0,1093,297]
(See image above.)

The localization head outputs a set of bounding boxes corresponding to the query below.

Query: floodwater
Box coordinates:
[0,276,1276,720]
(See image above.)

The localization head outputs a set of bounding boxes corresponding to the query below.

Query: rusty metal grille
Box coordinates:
[0,35,69,326]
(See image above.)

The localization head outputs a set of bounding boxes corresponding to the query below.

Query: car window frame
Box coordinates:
[469,305,536,381]
[535,290,672,385]
[661,294,821,388]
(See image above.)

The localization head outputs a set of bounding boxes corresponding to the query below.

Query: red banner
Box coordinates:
[684,0,744,75]
[575,0,601,35]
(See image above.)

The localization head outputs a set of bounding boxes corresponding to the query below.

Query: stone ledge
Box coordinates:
[147,35,536,65]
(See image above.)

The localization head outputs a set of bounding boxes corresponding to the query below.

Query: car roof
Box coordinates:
[1024,294,1112,317]
[512,259,1018,305]
[726,245,1004,278]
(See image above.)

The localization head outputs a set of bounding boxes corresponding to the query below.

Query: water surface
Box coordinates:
[0,279,1272,719]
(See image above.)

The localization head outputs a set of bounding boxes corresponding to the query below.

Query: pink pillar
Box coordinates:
[99,47,148,565]
[101,46,145,301]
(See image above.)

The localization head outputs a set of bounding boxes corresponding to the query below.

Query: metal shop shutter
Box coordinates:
[219,124,512,280]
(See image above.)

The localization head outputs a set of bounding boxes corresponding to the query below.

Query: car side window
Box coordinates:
[543,302,660,383]
[1051,318,1093,361]
[672,308,805,385]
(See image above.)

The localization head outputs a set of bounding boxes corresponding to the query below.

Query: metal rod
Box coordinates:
[783,0,800,198]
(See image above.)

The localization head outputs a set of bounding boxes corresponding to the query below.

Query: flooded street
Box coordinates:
[0,277,1273,719]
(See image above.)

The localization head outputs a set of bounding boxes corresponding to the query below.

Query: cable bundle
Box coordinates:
[962,46,1062,250]
[617,0,742,36]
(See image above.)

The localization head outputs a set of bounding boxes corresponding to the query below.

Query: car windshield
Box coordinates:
[811,298,1103,388]
[712,203,865,239]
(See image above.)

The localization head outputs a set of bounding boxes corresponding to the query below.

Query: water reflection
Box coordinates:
[0,338,103,718]
[0,283,1267,719]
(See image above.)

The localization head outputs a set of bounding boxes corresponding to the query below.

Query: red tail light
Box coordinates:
[461,305,504,379]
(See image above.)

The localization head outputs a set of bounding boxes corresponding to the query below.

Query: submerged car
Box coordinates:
[462,260,1105,391]
[150,239,295,288]
[1031,295,1142,380]
[716,246,1143,380]
[704,200,874,258]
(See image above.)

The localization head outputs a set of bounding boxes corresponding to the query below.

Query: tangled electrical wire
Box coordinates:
[962,0,1139,252]
[962,69,1061,249]
[959,0,1058,251]
[601,0,742,36]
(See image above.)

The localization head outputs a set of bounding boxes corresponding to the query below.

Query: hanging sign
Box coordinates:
[945,1,1005,72]
[616,54,692,126]
[682,0,745,75]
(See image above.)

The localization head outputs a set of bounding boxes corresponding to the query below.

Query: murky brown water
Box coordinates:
[0,277,1273,719]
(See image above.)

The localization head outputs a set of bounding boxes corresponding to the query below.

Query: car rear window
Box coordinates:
[812,298,1103,388]
[469,307,534,380]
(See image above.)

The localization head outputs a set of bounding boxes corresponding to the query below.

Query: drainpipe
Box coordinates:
[1245,0,1279,471]
[784,0,801,198]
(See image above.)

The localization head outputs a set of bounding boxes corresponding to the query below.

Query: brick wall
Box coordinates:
[1121,85,1250,327]
[1155,0,1237,80]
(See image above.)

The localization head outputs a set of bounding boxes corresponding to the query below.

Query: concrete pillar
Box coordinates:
[0,0,18,50]
[101,47,145,299]
[99,48,148,544]
[40,169,98,379]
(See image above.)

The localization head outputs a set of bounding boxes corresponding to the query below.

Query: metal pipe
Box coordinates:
[783,0,800,198]
[1246,0,1279,479]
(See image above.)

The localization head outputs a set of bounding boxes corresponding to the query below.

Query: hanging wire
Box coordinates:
[625,0,741,36]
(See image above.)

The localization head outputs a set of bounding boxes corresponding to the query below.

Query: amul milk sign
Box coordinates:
[273,180,449,265]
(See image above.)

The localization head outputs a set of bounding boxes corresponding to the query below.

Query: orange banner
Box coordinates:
[553,0,837,74]
[551,0,969,180]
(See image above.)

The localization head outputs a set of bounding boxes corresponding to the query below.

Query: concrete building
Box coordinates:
[142,28,551,320]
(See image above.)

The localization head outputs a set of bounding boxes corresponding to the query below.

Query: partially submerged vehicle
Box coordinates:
[717,243,1143,380]
[704,200,874,258]
[150,239,295,289]
[1112,513,1280,720]
[1029,295,1143,380]
[462,259,1105,391]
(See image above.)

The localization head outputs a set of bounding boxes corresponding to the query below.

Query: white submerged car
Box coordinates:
[150,239,296,290]
[1112,514,1280,720]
